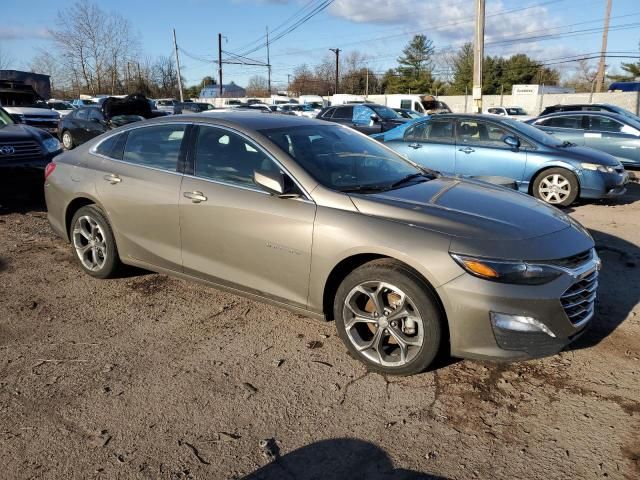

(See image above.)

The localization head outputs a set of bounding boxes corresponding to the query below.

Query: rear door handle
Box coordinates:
[103,174,122,184]
[408,143,422,149]
[458,147,475,154]
[183,191,207,203]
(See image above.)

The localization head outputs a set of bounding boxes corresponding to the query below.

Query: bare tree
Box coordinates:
[246,75,269,97]
[48,0,139,95]
[0,43,14,70]
[564,59,598,93]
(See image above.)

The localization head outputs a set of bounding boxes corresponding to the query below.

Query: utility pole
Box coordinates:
[266,26,272,95]
[595,0,612,93]
[218,33,223,97]
[472,0,485,113]
[287,74,291,94]
[329,48,341,95]
[365,67,369,98]
[173,29,184,102]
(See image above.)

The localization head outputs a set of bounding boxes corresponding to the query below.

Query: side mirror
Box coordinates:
[503,135,520,149]
[254,170,285,195]
[370,113,380,123]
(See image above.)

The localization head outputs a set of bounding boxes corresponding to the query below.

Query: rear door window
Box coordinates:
[122,124,186,171]
[75,109,89,120]
[537,115,584,129]
[588,115,627,133]
[332,106,354,120]
[456,120,511,148]
[95,132,128,160]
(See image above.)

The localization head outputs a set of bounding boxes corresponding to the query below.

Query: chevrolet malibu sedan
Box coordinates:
[45,113,600,375]
[373,114,628,206]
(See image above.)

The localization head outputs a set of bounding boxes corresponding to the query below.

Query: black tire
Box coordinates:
[70,205,121,278]
[334,259,443,376]
[532,168,579,207]
[61,130,74,150]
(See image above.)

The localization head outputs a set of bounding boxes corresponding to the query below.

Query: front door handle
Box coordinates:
[458,147,475,154]
[409,143,422,149]
[183,191,207,203]
[103,174,122,184]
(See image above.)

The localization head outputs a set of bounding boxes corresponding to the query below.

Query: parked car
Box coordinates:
[59,96,152,149]
[317,103,407,134]
[155,98,178,113]
[373,114,628,206]
[45,112,600,375]
[47,100,75,117]
[0,106,62,196]
[527,111,640,168]
[485,106,533,122]
[71,99,97,108]
[278,104,316,118]
[608,81,640,92]
[393,108,424,119]
[174,102,216,114]
[539,103,640,123]
[1,80,60,134]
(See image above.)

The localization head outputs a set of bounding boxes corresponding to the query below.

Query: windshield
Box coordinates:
[506,107,527,115]
[260,125,424,192]
[371,105,400,120]
[501,118,565,147]
[607,105,640,123]
[49,102,72,110]
[0,108,15,127]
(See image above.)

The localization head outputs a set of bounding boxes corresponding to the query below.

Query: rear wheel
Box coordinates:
[62,130,74,150]
[533,168,579,206]
[70,205,121,278]
[334,259,443,376]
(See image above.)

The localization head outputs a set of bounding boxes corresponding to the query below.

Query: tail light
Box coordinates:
[44,162,57,180]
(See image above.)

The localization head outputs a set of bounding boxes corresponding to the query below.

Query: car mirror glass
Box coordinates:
[503,135,520,148]
[254,170,285,195]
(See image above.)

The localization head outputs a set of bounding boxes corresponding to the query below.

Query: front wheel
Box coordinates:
[334,259,443,376]
[532,168,579,206]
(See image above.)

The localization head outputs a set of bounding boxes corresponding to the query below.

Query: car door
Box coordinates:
[533,115,587,146]
[584,114,640,165]
[454,119,527,181]
[71,108,91,144]
[179,125,316,308]
[94,123,188,272]
[330,105,355,129]
[86,108,108,142]
[352,104,383,135]
[387,118,456,174]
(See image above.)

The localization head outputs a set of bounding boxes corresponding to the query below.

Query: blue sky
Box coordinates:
[1,0,639,88]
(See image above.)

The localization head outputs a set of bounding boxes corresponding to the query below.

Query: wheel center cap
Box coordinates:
[378,317,389,328]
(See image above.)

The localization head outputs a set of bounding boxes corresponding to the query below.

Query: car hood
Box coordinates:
[559,145,621,166]
[349,177,573,241]
[3,106,59,117]
[0,123,44,141]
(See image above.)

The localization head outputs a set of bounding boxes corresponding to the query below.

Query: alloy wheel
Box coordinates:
[538,173,571,204]
[342,281,424,367]
[62,131,73,150]
[72,215,108,271]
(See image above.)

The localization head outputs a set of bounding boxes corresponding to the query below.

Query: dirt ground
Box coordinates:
[0,183,639,480]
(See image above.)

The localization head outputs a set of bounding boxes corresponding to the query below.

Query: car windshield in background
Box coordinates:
[49,102,72,110]
[507,108,527,115]
[260,125,425,192]
[371,105,400,120]
[0,108,15,127]
[501,118,564,147]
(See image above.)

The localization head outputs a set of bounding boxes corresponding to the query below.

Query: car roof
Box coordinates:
[177,111,325,130]
[538,110,622,118]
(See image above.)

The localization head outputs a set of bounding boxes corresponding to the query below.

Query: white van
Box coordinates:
[298,95,328,111]
[330,94,366,105]
[368,94,451,115]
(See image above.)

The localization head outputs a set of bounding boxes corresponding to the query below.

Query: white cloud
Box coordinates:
[0,26,51,40]
[328,0,567,56]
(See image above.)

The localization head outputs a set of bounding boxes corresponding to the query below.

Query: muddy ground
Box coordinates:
[0,184,639,480]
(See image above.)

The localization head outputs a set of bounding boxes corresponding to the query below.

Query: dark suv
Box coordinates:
[317,103,407,134]
[0,106,62,197]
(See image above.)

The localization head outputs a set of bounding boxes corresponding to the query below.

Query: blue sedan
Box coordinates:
[372,114,629,206]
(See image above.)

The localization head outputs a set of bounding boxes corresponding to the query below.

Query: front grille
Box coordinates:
[23,117,58,129]
[547,249,593,270]
[0,140,43,159]
[561,269,598,325]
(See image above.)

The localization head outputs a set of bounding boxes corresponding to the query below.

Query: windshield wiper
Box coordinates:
[389,172,432,189]
[558,140,576,148]
[340,184,390,193]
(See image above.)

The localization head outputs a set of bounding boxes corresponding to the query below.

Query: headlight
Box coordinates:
[581,163,616,173]
[42,137,61,153]
[450,254,562,285]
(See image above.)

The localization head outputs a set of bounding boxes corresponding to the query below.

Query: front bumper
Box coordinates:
[437,252,599,361]
[0,151,60,194]
[579,169,629,199]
